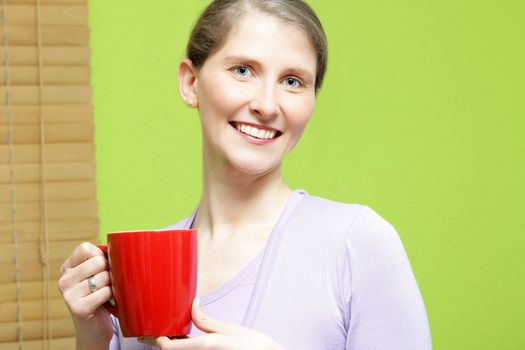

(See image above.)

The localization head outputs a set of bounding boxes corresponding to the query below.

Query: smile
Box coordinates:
[230,122,282,140]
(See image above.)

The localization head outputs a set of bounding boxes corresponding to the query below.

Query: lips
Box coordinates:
[229,121,282,140]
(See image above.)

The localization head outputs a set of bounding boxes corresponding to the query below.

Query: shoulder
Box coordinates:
[160,212,195,230]
[293,193,366,231]
[296,193,395,236]
[294,193,404,257]
[344,204,406,264]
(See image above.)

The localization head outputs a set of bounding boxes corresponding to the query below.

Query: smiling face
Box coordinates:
[181,13,317,176]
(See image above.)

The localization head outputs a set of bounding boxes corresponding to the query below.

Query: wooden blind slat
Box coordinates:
[0,180,96,203]
[1,25,89,46]
[0,162,96,183]
[1,239,96,263]
[0,218,98,243]
[5,0,86,4]
[0,200,98,222]
[0,337,76,350]
[0,259,64,283]
[2,0,96,345]
[0,123,94,144]
[0,281,61,303]
[4,0,86,4]
[0,298,69,322]
[0,66,91,85]
[0,86,91,104]
[0,319,74,342]
[4,5,88,26]
[0,47,90,65]
[0,105,93,124]
[0,143,94,164]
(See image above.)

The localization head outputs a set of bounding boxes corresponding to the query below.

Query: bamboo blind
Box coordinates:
[1,0,98,349]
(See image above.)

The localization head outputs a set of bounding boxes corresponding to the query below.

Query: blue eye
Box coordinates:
[234,66,251,77]
[284,77,302,88]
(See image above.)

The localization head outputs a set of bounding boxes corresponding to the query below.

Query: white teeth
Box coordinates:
[234,123,277,140]
[257,128,266,139]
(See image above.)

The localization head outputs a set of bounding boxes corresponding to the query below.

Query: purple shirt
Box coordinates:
[110,190,432,349]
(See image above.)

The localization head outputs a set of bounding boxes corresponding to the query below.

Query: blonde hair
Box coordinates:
[187,0,328,91]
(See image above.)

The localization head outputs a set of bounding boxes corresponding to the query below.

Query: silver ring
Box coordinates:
[87,276,97,293]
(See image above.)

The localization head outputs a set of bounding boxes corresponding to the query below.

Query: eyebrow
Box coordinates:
[223,55,315,83]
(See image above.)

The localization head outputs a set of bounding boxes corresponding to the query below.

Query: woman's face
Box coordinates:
[188,13,317,176]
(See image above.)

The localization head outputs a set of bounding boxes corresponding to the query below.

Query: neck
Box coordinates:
[193,153,292,240]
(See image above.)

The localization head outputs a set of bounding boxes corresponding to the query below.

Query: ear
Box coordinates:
[178,58,199,108]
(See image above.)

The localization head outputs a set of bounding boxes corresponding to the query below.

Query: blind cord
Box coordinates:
[35,0,52,348]
[1,2,25,349]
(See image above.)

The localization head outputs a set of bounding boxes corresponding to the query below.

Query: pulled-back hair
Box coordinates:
[187,0,328,91]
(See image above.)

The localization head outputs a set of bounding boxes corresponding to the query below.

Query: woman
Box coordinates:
[58,0,432,349]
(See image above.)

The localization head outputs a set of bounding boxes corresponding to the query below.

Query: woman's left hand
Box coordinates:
[137,297,285,350]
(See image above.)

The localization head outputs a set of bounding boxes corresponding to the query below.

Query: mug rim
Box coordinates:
[107,229,197,237]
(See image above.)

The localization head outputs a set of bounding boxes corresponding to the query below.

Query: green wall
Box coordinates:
[89,1,524,348]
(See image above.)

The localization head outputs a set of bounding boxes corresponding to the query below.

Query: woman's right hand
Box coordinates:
[58,242,113,350]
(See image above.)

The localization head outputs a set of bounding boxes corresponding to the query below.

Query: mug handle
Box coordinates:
[97,245,118,317]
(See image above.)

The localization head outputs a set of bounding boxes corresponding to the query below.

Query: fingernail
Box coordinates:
[195,297,202,311]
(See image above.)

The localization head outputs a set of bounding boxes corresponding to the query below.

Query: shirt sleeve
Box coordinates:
[109,315,120,350]
[344,206,432,349]
[109,315,155,350]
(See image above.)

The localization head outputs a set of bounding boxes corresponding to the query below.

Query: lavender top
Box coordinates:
[110,190,432,349]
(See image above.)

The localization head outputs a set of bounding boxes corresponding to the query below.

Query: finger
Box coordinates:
[61,242,105,273]
[83,270,111,295]
[82,285,113,310]
[58,255,108,293]
[155,335,220,349]
[137,337,157,347]
[137,335,189,344]
[63,270,111,301]
[72,256,109,284]
[66,285,112,320]
[191,297,234,334]
[140,333,229,349]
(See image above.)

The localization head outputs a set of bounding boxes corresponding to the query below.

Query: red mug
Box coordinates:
[98,229,198,337]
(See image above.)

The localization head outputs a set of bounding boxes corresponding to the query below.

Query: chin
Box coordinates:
[228,154,281,177]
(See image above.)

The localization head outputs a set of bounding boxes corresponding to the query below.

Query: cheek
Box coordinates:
[198,75,247,118]
[283,95,316,132]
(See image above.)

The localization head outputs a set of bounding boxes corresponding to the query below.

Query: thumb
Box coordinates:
[191,297,233,334]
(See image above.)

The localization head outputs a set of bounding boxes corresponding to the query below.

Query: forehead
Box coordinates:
[210,13,317,72]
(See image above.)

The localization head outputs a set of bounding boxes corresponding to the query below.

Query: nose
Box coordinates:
[249,81,279,119]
